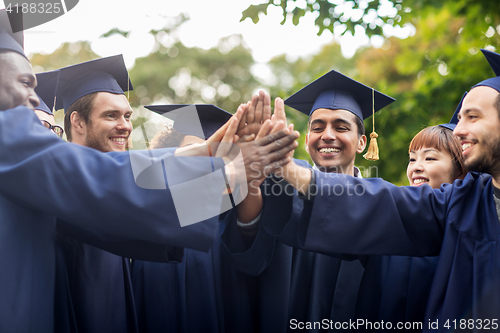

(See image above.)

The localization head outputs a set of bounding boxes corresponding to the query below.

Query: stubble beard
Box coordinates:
[464,134,500,179]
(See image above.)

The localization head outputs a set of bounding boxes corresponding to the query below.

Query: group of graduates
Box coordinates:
[2,7,500,333]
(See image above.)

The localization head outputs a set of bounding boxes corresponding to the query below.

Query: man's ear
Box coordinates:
[70,111,86,136]
[357,134,367,153]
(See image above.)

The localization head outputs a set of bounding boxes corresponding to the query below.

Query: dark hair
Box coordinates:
[307,110,365,137]
[409,126,467,179]
[64,92,98,142]
[150,124,185,149]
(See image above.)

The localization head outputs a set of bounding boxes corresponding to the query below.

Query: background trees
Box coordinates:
[29,1,500,184]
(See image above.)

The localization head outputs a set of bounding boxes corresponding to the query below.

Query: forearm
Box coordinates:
[237,181,263,223]
[280,161,312,195]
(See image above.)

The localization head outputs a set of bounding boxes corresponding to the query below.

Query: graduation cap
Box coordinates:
[35,70,60,114]
[0,8,26,58]
[55,54,133,113]
[438,92,466,131]
[482,49,500,76]
[474,49,500,93]
[145,104,232,140]
[285,70,395,160]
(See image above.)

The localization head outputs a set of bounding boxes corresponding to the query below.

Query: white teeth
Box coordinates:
[462,143,473,151]
[111,138,125,143]
[319,147,340,153]
[413,178,427,184]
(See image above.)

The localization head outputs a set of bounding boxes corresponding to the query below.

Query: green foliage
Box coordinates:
[30,41,99,71]
[129,33,259,113]
[241,0,500,38]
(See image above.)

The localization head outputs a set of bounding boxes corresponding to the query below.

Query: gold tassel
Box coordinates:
[363,132,379,161]
[363,88,379,161]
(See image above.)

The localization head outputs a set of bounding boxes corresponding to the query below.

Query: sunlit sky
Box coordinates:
[1,0,413,77]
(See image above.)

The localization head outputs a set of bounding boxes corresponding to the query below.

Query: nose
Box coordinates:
[116,116,132,132]
[453,118,466,139]
[408,158,424,175]
[29,91,40,109]
[321,126,335,141]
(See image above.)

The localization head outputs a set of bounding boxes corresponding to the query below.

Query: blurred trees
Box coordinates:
[246,0,500,184]
[27,2,500,184]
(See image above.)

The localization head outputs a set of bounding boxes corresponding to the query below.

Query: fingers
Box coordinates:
[269,119,286,135]
[262,92,272,122]
[246,94,258,125]
[268,140,298,164]
[237,103,248,132]
[253,91,264,124]
[215,116,240,157]
[273,97,287,125]
[255,119,272,141]
[258,129,300,156]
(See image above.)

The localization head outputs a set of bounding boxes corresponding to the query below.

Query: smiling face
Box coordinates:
[81,92,133,152]
[454,86,500,179]
[407,126,465,189]
[407,148,459,189]
[0,52,40,111]
[305,108,366,175]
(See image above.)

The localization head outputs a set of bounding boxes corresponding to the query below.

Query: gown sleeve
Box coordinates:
[0,107,227,252]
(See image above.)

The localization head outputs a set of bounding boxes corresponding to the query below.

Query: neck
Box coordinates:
[492,175,500,189]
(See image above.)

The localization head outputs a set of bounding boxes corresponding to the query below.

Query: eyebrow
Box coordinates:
[310,119,326,127]
[409,148,440,154]
[100,109,133,114]
[310,118,352,127]
[458,108,481,118]
[332,118,352,127]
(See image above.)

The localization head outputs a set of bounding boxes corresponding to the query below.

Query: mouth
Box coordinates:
[318,147,341,155]
[461,142,476,156]
[110,137,127,145]
[412,177,428,186]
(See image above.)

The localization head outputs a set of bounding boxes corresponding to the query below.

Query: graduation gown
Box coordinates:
[264,169,500,332]
[132,219,256,333]
[261,169,439,332]
[0,107,225,332]
[221,159,365,332]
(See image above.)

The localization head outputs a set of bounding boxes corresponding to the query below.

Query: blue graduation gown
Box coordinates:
[132,219,256,333]
[221,160,365,332]
[261,170,439,332]
[355,255,438,332]
[265,170,500,332]
[0,107,225,332]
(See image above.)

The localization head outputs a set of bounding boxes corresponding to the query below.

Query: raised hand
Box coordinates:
[237,90,272,138]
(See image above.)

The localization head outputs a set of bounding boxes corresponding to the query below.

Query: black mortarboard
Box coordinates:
[284,70,395,120]
[35,70,60,114]
[55,54,133,113]
[0,8,26,58]
[474,49,500,93]
[438,92,466,131]
[145,104,232,139]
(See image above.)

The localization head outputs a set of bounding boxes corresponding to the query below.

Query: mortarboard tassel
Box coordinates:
[363,88,379,161]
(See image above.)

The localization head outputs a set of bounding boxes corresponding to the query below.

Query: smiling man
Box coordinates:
[221,72,395,332]
[58,55,133,152]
